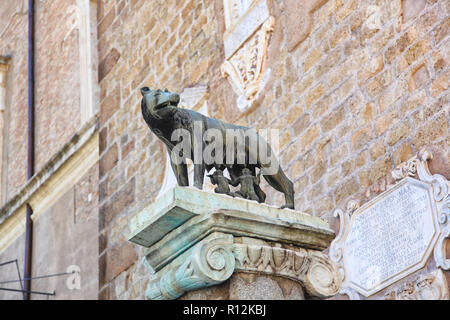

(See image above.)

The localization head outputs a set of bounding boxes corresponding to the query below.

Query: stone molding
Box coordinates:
[384,269,449,300]
[77,0,100,124]
[330,149,450,299]
[233,242,340,298]
[0,115,99,226]
[221,0,275,111]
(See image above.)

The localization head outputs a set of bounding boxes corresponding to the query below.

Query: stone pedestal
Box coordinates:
[128,187,340,300]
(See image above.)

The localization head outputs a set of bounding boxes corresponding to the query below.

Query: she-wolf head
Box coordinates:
[140,87,180,120]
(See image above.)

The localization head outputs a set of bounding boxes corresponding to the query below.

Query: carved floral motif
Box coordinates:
[233,243,340,298]
[221,17,274,108]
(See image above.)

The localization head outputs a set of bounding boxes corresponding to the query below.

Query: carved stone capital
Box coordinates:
[221,0,275,111]
[233,242,340,298]
[146,235,235,300]
[145,234,340,300]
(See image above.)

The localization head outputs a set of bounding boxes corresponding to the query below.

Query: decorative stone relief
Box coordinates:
[145,234,340,300]
[330,150,450,299]
[384,270,449,300]
[233,242,340,298]
[221,0,275,111]
[146,235,236,300]
[0,57,9,206]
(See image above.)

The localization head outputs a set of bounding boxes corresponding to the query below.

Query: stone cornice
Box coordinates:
[0,115,99,226]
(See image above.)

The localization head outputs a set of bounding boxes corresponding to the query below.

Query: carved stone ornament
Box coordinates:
[330,150,450,299]
[146,235,236,300]
[221,0,275,111]
[384,270,449,300]
[128,187,340,300]
[233,242,340,298]
[145,233,340,300]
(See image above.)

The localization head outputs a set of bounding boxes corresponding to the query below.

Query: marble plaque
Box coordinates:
[343,178,440,296]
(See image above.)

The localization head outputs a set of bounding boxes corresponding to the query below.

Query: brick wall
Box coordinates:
[0,0,28,203]
[0,0,83,203]
[97,0,449,299]
[34,0,82,172]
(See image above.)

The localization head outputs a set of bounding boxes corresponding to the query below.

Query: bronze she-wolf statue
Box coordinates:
[140,87,295,209]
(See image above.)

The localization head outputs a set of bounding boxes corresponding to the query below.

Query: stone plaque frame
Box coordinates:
[330,150,450,299]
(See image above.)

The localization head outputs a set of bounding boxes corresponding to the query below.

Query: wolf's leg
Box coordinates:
[254,185,266,203]
[194,163,205,189]
[249,191,260,202]
[170,159,189,187]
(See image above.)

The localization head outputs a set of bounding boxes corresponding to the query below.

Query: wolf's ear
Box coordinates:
[140,87,151,96]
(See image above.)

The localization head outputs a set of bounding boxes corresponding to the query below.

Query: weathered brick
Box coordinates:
[100,143,118,178]
[98,7,115,38]
[392,142,413,166]
[386,122,410,146]
[334,177,359,204]
[293,114,311,136]
[321,106,345,132]
[305,83,325,108]
[433,17,450,45]
[431,70,449,97]
[411,64,430,90]
[101,85,121,125]
[304,48,322,72]
[100,242,137,286]
[369,139,386,161]
[403,39,432,66]
[335,0,358,22]
[351,126,372,151]
[99,177,135,230]
[99,48,121,82]
[374,110,399,135]
[358,55,384,85]
[402,0,426,23]
[300,124,320,151]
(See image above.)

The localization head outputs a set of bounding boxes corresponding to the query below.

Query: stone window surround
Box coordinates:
[0,56,10,207]
[77,0,100,124]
